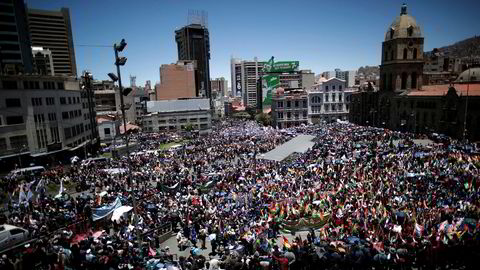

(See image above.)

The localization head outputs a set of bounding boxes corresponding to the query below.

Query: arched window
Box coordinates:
[389,73,393,91]
[407,26,413,37]
[385,51,388,61]
[401,72,408,90]
[413,48,417,60]
[403,48,408,60]
[390,50,394,60]
[382,73,387,90]
[411,72,417,89]
[390,28,395,39]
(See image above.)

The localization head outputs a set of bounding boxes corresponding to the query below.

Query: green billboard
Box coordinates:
[262,75,279,106]
[264,57,299,73]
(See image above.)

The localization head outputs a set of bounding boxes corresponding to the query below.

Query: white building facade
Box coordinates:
[143,99,211,134]
[0,75,96,159]
[308,78,353,124]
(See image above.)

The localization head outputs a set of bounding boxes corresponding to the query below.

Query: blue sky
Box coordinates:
[27,0,479,86]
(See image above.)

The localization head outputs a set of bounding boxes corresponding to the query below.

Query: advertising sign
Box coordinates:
[262,75,279,106]
[235,68,242,97]
[264,57,299,73]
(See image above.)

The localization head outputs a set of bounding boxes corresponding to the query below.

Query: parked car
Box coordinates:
[0,224,30,252]
[9,166,45,178]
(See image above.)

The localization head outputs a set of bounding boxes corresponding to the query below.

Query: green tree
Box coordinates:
[255,113,272,126]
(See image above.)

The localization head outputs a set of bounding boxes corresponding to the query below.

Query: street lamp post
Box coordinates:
[110,38,142,246]
[462,66,471,141]
[410,112,416,133]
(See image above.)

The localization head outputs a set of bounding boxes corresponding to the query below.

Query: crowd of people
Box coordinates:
[0,120,479,269]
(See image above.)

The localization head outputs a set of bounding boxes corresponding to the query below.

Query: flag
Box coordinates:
[35,179,44,193]
[414,223,424,237]
[58,178,65,197]
[18,184,27,203]
[282,236,291,249]
[26,180,35,201]
[148,246,156,257]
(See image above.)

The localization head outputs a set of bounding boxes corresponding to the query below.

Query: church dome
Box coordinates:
[385,4,422,41]
[456,67,480,83]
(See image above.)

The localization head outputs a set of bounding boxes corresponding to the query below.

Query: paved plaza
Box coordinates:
[260,135,316,162]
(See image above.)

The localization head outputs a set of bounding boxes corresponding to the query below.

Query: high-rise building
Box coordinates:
[0,0,33,73]
[155,61,197,100]
[210,77,228,97]
[0,74,98,168]
[175,24,211,98]
[32,46,54,75]
[27,8,77,76]
[231,57,265,107]
[322,69,356,87]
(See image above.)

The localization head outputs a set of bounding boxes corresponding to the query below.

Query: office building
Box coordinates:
[308,78,352,124]
[0,0,33,73]
[143,99,211,134]
[0,74,97,168]
[175,24,211,98]
[231,57,265,108]
[211,77,228,98]
[322,69,356,87]
[155,61,196,100]
[32,46,54,75]
[271,88,308,129]
[92,80,136,124]
[27,7,77,76]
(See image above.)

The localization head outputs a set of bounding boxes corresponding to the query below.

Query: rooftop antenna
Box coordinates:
[188,9,208,28]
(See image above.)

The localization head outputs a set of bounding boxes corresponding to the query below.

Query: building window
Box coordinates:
[62,111,69,120]
[339,94,343,102]
[31,97,42,106]
[401,72,408,90]
[104,128,111,135]
[278,112,284,119]
[339,85,342,91]
[57,82,64,90]
[302,111,307,118]
[390,28,394,39]
[407,26,413,37]
[325,94,329,102]
[60,97,66,104]
[411,72,417,89]
[325,85,329,91]
[413,48,417,60]
[295,100,299,108]
[2,80,17,89]
[6,116,24,125]
[287,112,291,119]
[403,48,408,60]
[10,135,27,149]
[277,101,283,108]
[5,98,21,108]
[199,117,208,122]
[303,100,307,108]
[286,100,291,108]
[68,97,72,104]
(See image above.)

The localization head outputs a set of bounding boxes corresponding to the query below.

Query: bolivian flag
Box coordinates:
[283,236,291,249]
